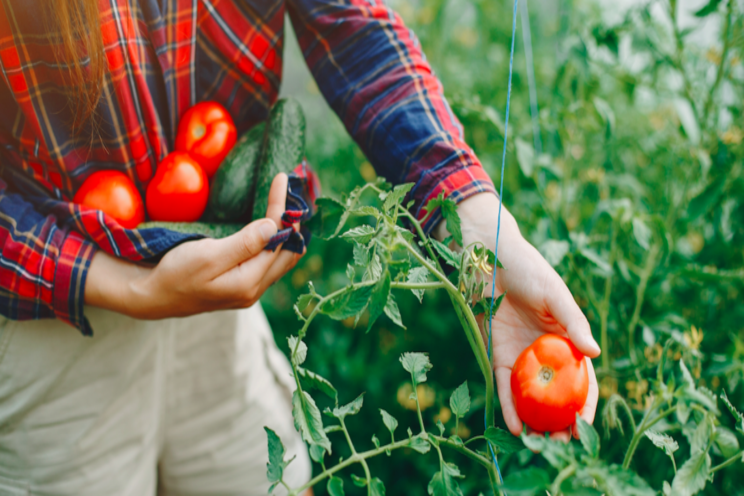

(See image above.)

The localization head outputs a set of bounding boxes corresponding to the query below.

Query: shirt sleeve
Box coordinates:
[0,178,96,335]
[286,0,496,233]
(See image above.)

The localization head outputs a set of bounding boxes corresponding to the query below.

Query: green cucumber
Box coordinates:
[138,221,243,239]
[251,98,306,221]
[208,122,266,221]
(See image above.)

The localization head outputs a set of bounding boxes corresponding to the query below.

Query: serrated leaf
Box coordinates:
[288,336,307,366]
[671,450,710,496]
[307,197,346,239]
[576,415,600,458]
[428,462,464,496]
[322,285,373,321]
[691,416,713,453]
[353,242,370,267]
[486,427,525,455]
[400,352,433,385]
[425,193,463,247]
[292,390,331,453]
[408,435,431,454]
[380,409,398,439]
[645,430,679,456]
[499,467,550,495]
[407,266,429,303]
[265,427,292,491]
[327,477,345,496]
[449,382,470,419]
[296,293,315,312]
[342,225,377,244]
[521,433,574,469]
[431,238,461,269]
[714,426,740,458]
[330,393,364,419]
[367,270,391,332]
[473,293,506,321]
[580,463,655,496]
[364,254,382,282]
[383,183,414,213]
[351,206,380,217]
[297,367,338,404]
[720,390,744,433]
[383,293,405,329]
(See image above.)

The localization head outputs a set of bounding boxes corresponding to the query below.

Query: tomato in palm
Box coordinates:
[146,152,209,222]
[175,101,237,178]
[73,170,145,229]
[510,334,589,433]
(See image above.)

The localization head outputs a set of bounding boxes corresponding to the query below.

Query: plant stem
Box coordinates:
[550,464,577,495]
[599,225,617,373]
[339,418,374,494]
[701,0,733,127]
[627,243,660,364]
[710,450,744,474]
[622,402,677,469]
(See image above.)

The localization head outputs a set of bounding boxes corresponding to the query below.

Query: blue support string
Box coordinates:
[485,0,520,489]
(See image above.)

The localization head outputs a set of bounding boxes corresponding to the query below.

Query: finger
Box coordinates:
[545,277,601,357]
[213,219,278,271]
[575,357,599,439]
[260,249,301,288]
[550,430,572,443]
[265,173,289,227]
[495,367,522,436]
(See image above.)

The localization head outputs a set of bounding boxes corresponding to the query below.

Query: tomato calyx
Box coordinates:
[537,365,554,385]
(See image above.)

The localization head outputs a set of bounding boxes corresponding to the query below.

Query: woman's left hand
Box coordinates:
[436,193,600,441]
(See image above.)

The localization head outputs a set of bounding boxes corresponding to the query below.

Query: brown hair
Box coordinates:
[51,0,106,131]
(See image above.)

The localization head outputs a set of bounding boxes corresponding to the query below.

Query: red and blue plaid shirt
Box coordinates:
[0,0,495,335]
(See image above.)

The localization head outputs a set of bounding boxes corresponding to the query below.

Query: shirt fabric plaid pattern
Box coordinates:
[0,0,495,335]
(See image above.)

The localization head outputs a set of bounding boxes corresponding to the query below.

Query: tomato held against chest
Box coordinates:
[175,101,237,178]
[146,152,209,222]
[510,334,589,433]
[73,171,145,229]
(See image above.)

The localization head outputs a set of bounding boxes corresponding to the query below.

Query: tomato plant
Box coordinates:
[73,170,144,229]
[146,151,209,222]
[175,101,237,178]
[511,334,588,433]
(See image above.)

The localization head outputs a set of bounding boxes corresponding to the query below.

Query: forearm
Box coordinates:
[84,250,150,317]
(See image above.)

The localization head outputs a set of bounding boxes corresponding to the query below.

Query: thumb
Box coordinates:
[546,275,601,358]
[215,219,278,269]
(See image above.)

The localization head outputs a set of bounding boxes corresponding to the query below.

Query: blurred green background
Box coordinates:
[263,0,744,493]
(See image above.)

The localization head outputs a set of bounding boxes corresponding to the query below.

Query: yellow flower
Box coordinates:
[644,343,663,364]
[684,326,704,350]
[722,126,743,145]
[396,383,435,411]
[599,376,618,399]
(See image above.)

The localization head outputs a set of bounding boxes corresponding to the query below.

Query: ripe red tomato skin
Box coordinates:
[146,152,209,222]
[73,170,145,229]
[175,101,237,178]
[511,334,589,433]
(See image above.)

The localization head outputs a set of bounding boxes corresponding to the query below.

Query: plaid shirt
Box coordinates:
[0,0,495,335]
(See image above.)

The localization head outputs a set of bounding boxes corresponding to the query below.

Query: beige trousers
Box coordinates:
[0,305,310,496]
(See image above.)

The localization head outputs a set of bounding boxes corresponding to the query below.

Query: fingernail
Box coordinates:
[258,221,276,241]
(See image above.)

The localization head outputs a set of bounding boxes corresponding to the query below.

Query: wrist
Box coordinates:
[85,251,153,318]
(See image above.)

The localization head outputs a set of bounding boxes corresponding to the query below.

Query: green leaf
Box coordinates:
[292,390,331,453]
[721,390,744,434]
[694,0,722,17]
[515,137,535,177]
[367,270,391,332]
[690,416,713,453]
[578,247,613,276]
[632,218,652,250]
[353,242,370,267]
[576,415,600,458]
[579,463,655,496]
[593,97,616,138]
[372,433,380,448]
[521,433,574,469]
[431,238,461,270]
[408,435,432,454]
[688,176,726,220]
[327,477,345,496]
[383,293,405,329]
[437,419,445,436]
[382,183,415,213]
[400,352,433,385]
[449,382,471,419]
[370,478,386,496]
[539,239,570,267]
[363,254,382,282]
[380,409,398,439]
[671,450,711,496]
[351,205,380,217]
[407,266,429,303]
[424,193,463,247]
[296,293,315,312]
[329,393,365,419]
[287,336,307,366]
[322,285,373,321]
[499,468,550,495]
[265,427,293,492]
[486,427,524,455]
[714,426,740,458]
[309,443,326,463]
[473,293,506,321]
[427,462,464,496]
[351,474,367,487]
[346,264,355,281]
[645,430,679,457]
[307,197,346,239]
[297,367,338,405]
[341,225,377,244]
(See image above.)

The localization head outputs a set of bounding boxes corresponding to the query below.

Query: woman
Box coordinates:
[0,0,600,494]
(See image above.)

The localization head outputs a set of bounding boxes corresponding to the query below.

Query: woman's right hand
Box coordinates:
[84,173,303,319]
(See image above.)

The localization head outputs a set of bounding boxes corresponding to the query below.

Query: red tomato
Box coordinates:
[73,171,145,229]
[175,101,237,178]
[510,334,589,433]
[146,152,209,222]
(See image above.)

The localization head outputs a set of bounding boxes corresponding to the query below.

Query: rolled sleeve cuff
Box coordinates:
[52,231,97,336]
[415,164,497,235]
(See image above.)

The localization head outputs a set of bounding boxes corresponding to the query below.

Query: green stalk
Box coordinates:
[627,243,660,364]
[710,451,744,474]
[599,225,618,373]
[622,401,677,469]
